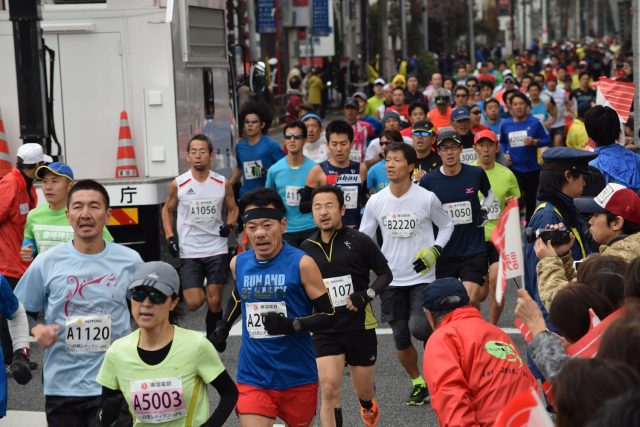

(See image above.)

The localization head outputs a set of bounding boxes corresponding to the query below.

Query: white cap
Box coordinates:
[16,143,53,164]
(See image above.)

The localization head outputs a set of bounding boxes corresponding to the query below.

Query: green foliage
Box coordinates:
[416,51,438,83]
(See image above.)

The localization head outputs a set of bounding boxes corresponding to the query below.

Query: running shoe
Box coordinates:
[360,399,380,426]
[405,384,429,406]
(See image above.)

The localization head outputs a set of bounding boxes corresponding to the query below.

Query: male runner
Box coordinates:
[162,134,239,337]
[266,121,317,247]
[301,185,392,426]
[210,188,335,427]
[15,180,143,426]
[419,129,494,308]
[472,130,521,324]
[301,113,329,164]
[302,120,368,228]
[411,120,441,183]
[360,142,454,405]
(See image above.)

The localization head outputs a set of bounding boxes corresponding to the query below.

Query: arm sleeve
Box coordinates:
[203,370,238,427]
[358,202,378,239]
[430,195,455,249]
[364,236,393,294]
[479,169,492,198]
[536,256,570,311]
[7,304,30,351]
[100,386,126,427]
[298,186,314,214]
[480,188,495,209]
[527,331,569,381]
[297,293,336,332]
[222,287,242,326]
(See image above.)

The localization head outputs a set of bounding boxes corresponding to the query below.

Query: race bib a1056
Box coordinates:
[189,199,217,222]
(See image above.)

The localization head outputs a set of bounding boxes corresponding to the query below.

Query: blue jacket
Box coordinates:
[590,143,640,192]
[499,115,551,173]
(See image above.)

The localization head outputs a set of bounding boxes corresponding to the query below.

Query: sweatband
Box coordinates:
[241,207,284,223]
[301,113,322,124]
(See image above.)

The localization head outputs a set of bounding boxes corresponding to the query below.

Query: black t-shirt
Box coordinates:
[570,88,596,114]
[300,227,388,332]
[137,340,172,365]
[415,151,443,175]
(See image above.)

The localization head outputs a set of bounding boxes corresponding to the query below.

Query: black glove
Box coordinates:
[167,236,179,258]
[219,224,232,237]
[208,320,230,353]
[476,206,489,228]
[348,291,372,311]
[11,348,32,385]
[263,312,295,335]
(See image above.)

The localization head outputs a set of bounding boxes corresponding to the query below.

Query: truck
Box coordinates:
[0,0,262,260]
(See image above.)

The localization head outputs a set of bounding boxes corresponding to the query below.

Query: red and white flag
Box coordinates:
[595,77,635,123]
[491,198,525,304]
[566,307,624,358]
[495,387,554,427]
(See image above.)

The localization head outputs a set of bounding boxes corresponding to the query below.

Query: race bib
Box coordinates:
[342,186,358,209]
[508,130,528,148]
[443,201,473,225]
[65,315,111,352]
[245,301,287,339]
[384,212,417,238]
[189,199,217,222]
[323,275,354,307]
[130,377,186,424]
[461,148,478,165]
[487,201,501,220]
[349,149,362,163]
[285,185,302,207]
[243,160,264,180]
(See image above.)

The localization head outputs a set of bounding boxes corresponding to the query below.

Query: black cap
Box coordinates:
[541,147,598,174]
[344,97,358,109]
[422,278,470,311]
[436,129,463,146]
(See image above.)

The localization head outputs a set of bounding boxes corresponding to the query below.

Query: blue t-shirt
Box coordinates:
[266,156,317,232]
[235,135,285,197]
[235,244,317,390]
[420,164,491,257]
[0,275,19,416]
[499,115,551,173]
[485,119,502,137]
[367,160,389,193]
[530,101,549,123]
[14,241,143,397]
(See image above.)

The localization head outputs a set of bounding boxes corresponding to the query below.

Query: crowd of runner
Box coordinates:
[1,38,640,426]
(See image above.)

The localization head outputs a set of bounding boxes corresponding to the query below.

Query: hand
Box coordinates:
[31,324,61,348]
[219,224,232,238]
[476,206,489,227]
[167,236,179,258]
[20,244,34,263]
[263,312,295,335]
[515,289,546,337]
[10,349,32,385]
[413,169,426,182]
[413,246,442,275]
[504,153,512,166]
[524,136,537,146]
[208,320,230,353]
[534,238,558,259]
[346,291,372,312]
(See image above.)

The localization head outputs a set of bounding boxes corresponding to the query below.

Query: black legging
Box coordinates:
[512,169,540,225]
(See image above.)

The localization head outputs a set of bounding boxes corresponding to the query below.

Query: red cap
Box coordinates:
[575,183,640,224]
[545,73,558,82]
[474,129,498,144]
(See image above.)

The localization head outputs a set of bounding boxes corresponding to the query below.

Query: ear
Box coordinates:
[611,216,625,232]
[169,296,180,311]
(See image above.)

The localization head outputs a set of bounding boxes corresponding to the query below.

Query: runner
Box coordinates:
[266,121,317,247]
[364,111,413,169]
[360,142,454,405]
[411,120,441,183]
[162,134,239,338]
[209,188,336,427]
[367,130,404,194]
[14,179,144,426]
[449,107,478,165]
[301,185,392,427]
[471,130,521,324]
[543,74,570,147]
[427,88,453,132]
[419,129,494,307]
[97,261,238,427]
[302,120,368,228]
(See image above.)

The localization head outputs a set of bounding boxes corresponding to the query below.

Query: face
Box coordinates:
[356,97,367,113]
[407,77,418,91]
[385,149,413,182]
[466,81,477,95]
[312,191,345,232]
[373,84,383,95]
[410,107,426,123]
[528,85,540,100]
[452,119,470,135]
[563,171,586,198]
[510,97,528,119]
[504,79,515,89]
[284,126,305,154]
[444,79,454,91]
[187,139,212,172]
[520,78,531,90]
[392,89,405,106]
[473,139,499,165]
[67,189,111,242]
[480,85,493,100]
[244,205,287,259]
[457,68,467,79]
[588,213,620,244]
[412,131,435,153]
[580,74,590,88]
[431,73,442,87]
[437,141,462,167]
[130,286,178,330]
[384,118,400,131]
[485,102,500,120]
[454,90,468,106]
[469,107,482,126]
[547,80,557,91]
[516,64,524,76]
[328,132,352,163]
[343,106,358,123]
[304,119,322,143]
[41,172,72,206]
[243,113,264,137]
[557,68,567,79]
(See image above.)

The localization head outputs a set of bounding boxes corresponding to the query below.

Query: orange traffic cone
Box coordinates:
[0,109,12,178]
[115,110,139,178]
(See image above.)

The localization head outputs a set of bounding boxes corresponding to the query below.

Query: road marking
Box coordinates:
[226,326,522,336]
[3,410,46,426]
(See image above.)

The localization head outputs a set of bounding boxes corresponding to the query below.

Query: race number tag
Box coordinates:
[323,275,354,307]
[384,212,417,238]
[349,149,362,163]
[245,301,288,339]
[508,130,528,148]
[243,160,264,180]
[487,201,501,220]
[130,377,186,424]
[285,185,302,207]
[461,148,478,165]
[65,315,111,352]
[342,186,358,209]
[189,199,217,222]
[443,201,473,225]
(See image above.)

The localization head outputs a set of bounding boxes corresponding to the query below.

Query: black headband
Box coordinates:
[241,207,284,223]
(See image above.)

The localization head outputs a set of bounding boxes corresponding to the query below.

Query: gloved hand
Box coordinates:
[219,224,232,237]
[348,291,372,311]
[167,236,179,258]
[476,206,489,228]
[208,320,230,353]
[263,312,295,335]
[251,164,266,178]
[11,348,32,385]
[412,246,442,275]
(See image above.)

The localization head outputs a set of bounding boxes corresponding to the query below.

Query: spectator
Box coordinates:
[598,306,640,376]
[306,67,324,112]
[585,388,640,427]
[366,78,387,118]
[285,76,304,123]
[625,258,640,300]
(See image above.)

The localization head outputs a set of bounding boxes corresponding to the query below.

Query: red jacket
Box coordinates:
[424,306,536,427]
[0,168,37,279]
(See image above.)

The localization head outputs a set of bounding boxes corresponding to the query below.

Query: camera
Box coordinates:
[524,227,571,245]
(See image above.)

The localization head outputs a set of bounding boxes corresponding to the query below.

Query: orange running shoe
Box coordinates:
[360,399,380,427]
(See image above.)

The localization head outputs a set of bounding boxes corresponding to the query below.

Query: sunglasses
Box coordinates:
[467,84,477,88]
[412,131,433,137]
[284,133,304,140]
[470,110,482,115]
[435,97,449,102]
[128,287,169,304]
[244,118,260,124]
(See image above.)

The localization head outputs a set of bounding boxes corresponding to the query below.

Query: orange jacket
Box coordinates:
[424,307,537,427]
[0,168,37,279]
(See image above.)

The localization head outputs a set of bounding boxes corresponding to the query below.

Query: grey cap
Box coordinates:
[353,91,368,100]
[128,261,180,296]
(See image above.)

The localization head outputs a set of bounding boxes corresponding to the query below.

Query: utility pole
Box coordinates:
[400,0,408,59]
[468,0,475,67]
[380,0,393,79]
[422,0,429,52]
[247,0,259,60]
[541,0,548,44]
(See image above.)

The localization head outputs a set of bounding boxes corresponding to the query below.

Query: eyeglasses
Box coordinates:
[466,84,477,88]
[284,134,304,140]
[470,110,482,115]
[244,118,260,124]
[455,94,468,98]
[438,144,461,152]
[412,131,433,137]
[128,287,169,304]
[435,97,449,102]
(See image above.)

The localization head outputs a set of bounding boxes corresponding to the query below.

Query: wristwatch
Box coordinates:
[292,318,302,332]
[366,288,376,299]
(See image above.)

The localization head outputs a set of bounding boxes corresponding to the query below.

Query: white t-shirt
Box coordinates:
[544,88,568,129]
[359,184,454,286]
[364,136,414,162]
